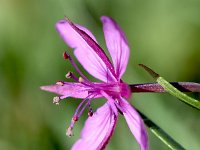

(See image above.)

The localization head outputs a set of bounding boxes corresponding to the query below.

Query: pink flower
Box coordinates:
[41,16,148,150]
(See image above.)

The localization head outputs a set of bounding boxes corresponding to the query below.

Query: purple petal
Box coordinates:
[56,20,115,82]
[101,16,130,79]
[120,98,148,150]
[72,102,118,150]
[40,83,89,99]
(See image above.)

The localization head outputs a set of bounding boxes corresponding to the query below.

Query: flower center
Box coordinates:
[61,51,131,137]
[91,82,131,99]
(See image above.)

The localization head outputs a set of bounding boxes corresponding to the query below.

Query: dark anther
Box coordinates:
[73,116,78,122]
[88,111,93,117]
[63,51,69,59]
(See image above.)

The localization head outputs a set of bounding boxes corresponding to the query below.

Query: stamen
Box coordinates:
[67,94,94,135]
[67,116,79,135]
[56,81,64,86]
[53,96,60,105]
[88,104,93,117]
[66,71,73,78]
[88,110,93,117]
[63,51,69,59]
[52,95,68,105]
[67,96,89,131]
[63,51,89,82]
[73,98,89,117]
[79,77,84,82]
[63,51,94,87]
[65,72,80,82]
[78,100,90,118]
[66,127,74,137]
[66,72,91,87]
[73,115,78,122]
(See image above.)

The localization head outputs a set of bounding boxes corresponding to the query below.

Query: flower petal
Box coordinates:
[101,16,130,79]
[120,98,148,150]
[72,102,118,150]
[56,20,116,82]
[40,83,89,99]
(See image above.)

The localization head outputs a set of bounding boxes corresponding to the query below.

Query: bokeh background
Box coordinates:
[0,0,200,149]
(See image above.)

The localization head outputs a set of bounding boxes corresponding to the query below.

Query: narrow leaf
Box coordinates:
[157,77,200,110]
[139,64,200,110]
[137,109,185,150]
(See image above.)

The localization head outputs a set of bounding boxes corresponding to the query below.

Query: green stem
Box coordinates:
[137,110,185,150]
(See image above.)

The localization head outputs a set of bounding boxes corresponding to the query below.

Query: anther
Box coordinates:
[88,104,93,117]
[53,96,60,105]
[78,77,84,82]
[66,72,72,78]
[56,81,64,86]
[66,127,74,137]
[63,51,69,59]
[88,110,93,117]
[73,116,78,122]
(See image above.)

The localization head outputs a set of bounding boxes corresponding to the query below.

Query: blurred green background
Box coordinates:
[0,0,200,149]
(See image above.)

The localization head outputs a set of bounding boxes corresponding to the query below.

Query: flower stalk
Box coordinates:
[129,82,200,93]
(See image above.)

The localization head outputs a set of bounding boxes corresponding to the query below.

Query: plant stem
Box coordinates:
[129,82,200,93]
